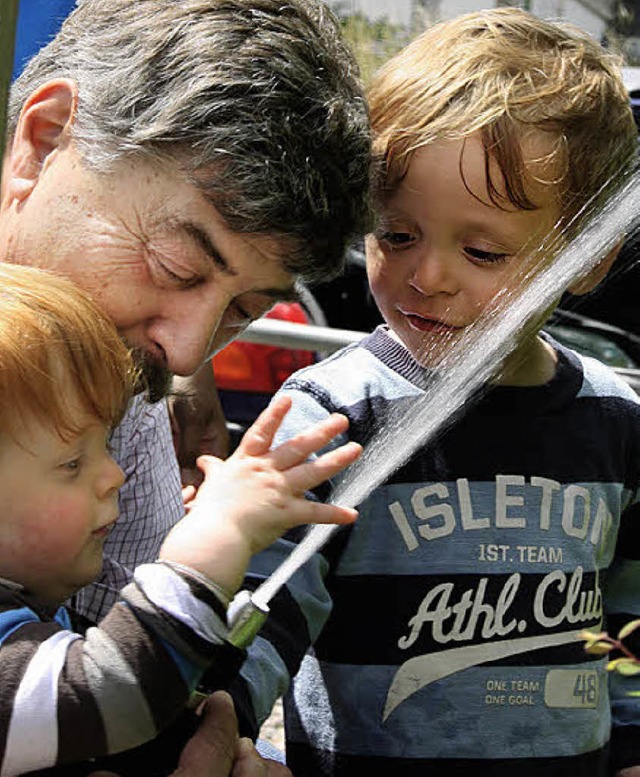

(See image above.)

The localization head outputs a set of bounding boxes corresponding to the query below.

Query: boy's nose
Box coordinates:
[410,249,459,296]
[99,456,125,497]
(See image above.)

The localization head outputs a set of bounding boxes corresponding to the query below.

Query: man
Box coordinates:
[1,0,370,615]
[0,0,370,772]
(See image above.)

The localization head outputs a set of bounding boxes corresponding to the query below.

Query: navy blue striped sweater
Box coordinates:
[237,326,640,776]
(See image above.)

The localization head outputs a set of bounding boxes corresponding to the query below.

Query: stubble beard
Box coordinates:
[130,348,173,403]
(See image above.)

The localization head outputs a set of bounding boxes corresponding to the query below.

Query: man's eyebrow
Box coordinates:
[183,221,238,276]
[181,220,299,302]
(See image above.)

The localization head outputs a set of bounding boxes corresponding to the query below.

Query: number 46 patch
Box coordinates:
[544,670,599,708]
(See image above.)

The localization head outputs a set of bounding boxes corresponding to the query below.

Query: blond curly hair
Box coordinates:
[369,8,637,230]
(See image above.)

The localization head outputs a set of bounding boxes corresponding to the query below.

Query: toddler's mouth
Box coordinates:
[93,519,117,538]
[404,312,462,333]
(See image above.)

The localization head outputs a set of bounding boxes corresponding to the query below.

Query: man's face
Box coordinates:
[0,145,296,395]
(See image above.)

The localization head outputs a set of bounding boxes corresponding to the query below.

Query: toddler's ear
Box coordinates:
[567,240,623,296]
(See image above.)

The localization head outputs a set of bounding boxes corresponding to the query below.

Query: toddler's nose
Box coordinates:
[410,249,459,296]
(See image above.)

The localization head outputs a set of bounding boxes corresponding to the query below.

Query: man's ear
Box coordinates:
[3,79,77,204]
[567,239,623,296]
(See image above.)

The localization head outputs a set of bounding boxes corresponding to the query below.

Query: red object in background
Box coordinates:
[212,302,315,393]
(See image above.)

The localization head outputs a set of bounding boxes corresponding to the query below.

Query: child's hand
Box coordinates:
[159,395,361,594]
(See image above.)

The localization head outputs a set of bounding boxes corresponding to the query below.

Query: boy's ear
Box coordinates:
[567,239,623,296]
[3,79,78,204]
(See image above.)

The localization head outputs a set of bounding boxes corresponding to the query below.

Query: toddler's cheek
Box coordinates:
[17,507,87,567]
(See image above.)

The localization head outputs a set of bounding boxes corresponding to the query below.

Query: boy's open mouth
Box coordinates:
[404,312,463,334]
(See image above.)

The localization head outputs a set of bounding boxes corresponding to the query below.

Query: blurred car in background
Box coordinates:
[546,308,640,395]
[213,299,320,447]
[622,66,640,129]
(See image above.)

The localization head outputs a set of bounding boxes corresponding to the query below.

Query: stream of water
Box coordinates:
[250,168,640,611]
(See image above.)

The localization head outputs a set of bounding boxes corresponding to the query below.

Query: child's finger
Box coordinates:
[182,484,197,502]
[194,454,225,469]
[268,413,350,471]
[293,499,359,527]
[286,440,362,492]
[235,395,293,457]
[182,484,197,512]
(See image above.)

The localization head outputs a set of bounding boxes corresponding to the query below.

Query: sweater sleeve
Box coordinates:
[0,563,243,775]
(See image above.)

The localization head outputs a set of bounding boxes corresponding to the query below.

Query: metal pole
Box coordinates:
[239,317,365,354]
[0,0,19,173]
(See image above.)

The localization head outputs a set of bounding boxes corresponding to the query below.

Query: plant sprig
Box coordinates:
[580,620,640,695]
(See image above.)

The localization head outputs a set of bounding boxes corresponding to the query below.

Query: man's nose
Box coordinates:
[410,247,459,296]
[150,302,222,376]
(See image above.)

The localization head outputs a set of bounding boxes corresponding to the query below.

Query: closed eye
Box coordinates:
[229,303,252,327]
[155,259,201,288]
[465,246,509,264]
[223,301,261,332]
[232,294,276,326]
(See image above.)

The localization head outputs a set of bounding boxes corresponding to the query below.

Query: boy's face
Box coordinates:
[366,133,562,367]
[0,405,124,606]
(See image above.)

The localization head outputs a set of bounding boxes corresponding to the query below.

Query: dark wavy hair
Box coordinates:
[10,0,373,282]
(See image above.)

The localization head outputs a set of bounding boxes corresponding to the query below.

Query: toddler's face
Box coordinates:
[366,132,562,368]
[0,404,124,605]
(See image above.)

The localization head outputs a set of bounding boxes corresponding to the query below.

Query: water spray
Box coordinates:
[228,168,640,646]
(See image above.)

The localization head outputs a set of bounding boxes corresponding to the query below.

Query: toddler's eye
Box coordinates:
[465,246,509,264]
[62,457,82,474]
[377,231,416,249]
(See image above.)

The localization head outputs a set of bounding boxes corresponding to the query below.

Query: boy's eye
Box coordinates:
[465,246,509,264]
[61,457,82,475]
[377,231,416,249]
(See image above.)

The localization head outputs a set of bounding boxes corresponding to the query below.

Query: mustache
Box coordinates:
[129,348,173,403]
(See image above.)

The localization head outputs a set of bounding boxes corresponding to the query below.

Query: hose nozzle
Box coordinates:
[227,590,269,649]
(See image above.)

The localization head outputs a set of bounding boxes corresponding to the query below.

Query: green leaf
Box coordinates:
[584,640,614,656]
[578,630,609,643]
[608,657,640,676]
[618,619,640,641]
